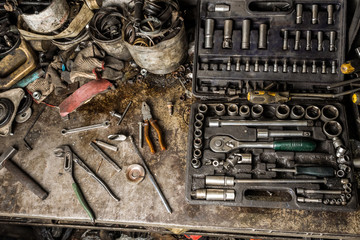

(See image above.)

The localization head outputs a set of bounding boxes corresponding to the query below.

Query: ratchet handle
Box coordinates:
[72,182,95,222]
[273,139,316,152]
[296,166,335,177]
[150,119,166,151]
[144,120,156,154]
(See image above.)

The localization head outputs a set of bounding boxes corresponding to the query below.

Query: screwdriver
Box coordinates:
[352,92,360,105]
[268,166,335,177]
[341,58,360,74]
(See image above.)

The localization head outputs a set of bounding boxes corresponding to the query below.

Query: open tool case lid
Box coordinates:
[192,0,347,100]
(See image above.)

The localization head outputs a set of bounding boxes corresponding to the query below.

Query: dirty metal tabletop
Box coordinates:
[0,80,360,239]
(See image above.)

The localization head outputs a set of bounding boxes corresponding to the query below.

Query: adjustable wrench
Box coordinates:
[61,121,110,135]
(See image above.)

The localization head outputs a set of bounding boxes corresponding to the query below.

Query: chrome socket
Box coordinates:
[195,113,205,122]
[258,24,267,49]
[241,19,251,49]
[222,19,233,49]
[215,104,226,116]
[296,4,303,24]
[306,30,311,51]
[321,105,339,122]
[191,189,235,201]
[317,31,323,51]
[194,129,203,138]
[193,149,202,159]
[204,19,215,49]
[251,104,263,118]
[290,105,305,119]
[283,30,289,50]
[227,104,239,116]
[194,121,203,130]
[275,104,290,119]
[191,159,201,169]
[294,31,300,51]
[323,121,342,138]
[198,104,208,114]
[312,4,319,24]
[239,105,250,117]
[305,105,321,120]
[337,155,350,164]
[194,138,203,149]
[327,5,334,24]
[336,169,345,178]
[329,31,336,52]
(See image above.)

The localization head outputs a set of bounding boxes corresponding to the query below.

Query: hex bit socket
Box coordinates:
[222,19,233,48]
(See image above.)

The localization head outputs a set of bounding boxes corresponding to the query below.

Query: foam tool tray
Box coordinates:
[193,0,347,99]
[185,101,358,211]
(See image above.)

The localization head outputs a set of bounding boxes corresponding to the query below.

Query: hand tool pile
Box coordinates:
[186,0,358,211]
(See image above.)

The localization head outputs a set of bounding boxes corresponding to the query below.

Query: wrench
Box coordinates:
[61,121,110,135]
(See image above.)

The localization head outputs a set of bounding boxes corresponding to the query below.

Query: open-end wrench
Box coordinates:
[61,121,110,135]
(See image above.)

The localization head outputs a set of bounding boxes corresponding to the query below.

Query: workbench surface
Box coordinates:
[1,79,360,239]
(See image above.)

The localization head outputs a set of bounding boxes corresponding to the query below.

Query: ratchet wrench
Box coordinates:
[61,121,110,135]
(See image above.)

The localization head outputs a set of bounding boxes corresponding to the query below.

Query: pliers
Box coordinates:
[54,145,120,222]
[141,102,166,154]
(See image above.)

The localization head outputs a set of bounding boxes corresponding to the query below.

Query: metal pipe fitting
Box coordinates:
[198,104,208,114]
[194,121,203,130]
[194,138,203,149]
[296,4,303,24]
[204,19,215,49]
[222,19,233,49]
[241,19,251,49]
[227,104,239,116]
[305,105,321,120]
[214,104,226,116]
[191,189,235,201]
[239,105,250,117]
[191,159,201,169]
[193,149,202,159]
[290,105,305,119]
[323,121,342,138]
[194,129,202,138]
[251,104,263,118]
[275,104,290,119]
[195,113,205,122]
[321,105,339,122]
[258,24,267,49]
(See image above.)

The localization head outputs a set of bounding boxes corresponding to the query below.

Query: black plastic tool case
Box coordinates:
[185,0,359,211]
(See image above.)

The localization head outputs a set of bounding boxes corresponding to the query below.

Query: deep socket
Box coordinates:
[242,19,251,49]
[317,31,323,51]
[294,30,300,51]
[321,105,339,122]
[191,189,235,201]
[323,121,342,138]
[302,61,307,73]
[306,30,311,50]
[258,24,267,49]
[290,105,305,119]
[226,58,231,71]
[296,4,303,24]
[305,105,321,120]
[327,5,334,24]
[283,30,289,50]
[222,19,233,49]
[204,19,215,49]
[245,60,250,72]
[329,31,336,51]
[312,4,319,24]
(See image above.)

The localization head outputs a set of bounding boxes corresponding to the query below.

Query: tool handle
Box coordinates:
[247,91,291,104]
[273,139,316,152]
[296,166,334,177]
[144,120,156,154]
[5,160,48,200]
[150,119,166,151]
[72,182,95,222]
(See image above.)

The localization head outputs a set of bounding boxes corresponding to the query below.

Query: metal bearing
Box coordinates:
[194,138,203,149]
[193,149,202,159]
[290,105,305,119]
[195,113,205,122]
[194,121,203,130]
[305,105,321,120]
[251,104,263,118]
[227,104,239,116]
[214,104,226,116]
[198,104,208,114]
[275,104,290,119]
[239,105,250,117]
[321,105,339,122]
[17,92,32,115]
[323,121,342,138]
[191,159,201,169]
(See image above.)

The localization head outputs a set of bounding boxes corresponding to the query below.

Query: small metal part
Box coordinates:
[317,31,323,51]
[302,61,307,73]
[264,60,269,72]
[283,59,288,73]
[323,121,342,138]
[283,30,289,50]
[258,24,267,49]
[297,197,322,203]
[137,122,143,148]
[167,102,173,116]
[110,101,132,125]
[327,5,334,24]
[337,155,350,164]
[235,59,240,71]
[215,104,226,116]
[294,31,300,51]
[323,199,330,205]
[312,4,319,24]
[306,30,311,51]
[93,140,118,152]
[15,107,32,123]
[32,91,42,100]
[321,105,339,122]
[346,193,352,200]
[290,105,305,119]
[61,121,110,135]
[305,106,321,120]
[273,60,278,72]
[297,188,343,195]
[296,4,303,24]
[332,136,344,149]
[239,105,250,117]
[227,104,239,116]
[198,104,208,114]
[251,104,263,118]
[336,199,342,205]
[275,104,290,119]
[341,179,349,185]
[254,60,259,72]
[312,61,317,74]
[125,164,145,184]
[194,129,202,138]
[331,61,336,74]
[194,121,203,130]
[321,61,326,74]
[195,113,205,122]
[257,129,310,138]
[330,199,336,205]
[226,58,231,71]
[194,138,203,149]
[191,189,235,201]
[336,146,347,157]
[90,142,121,172]
[242,19,251,49]
[204,19,215,49]
[191,159,201,169]
[329,31,336,52]
[292,61,297,73]
[193,149,202,159]
[336,169,345,178]
[208,4,230,12]
[245,60,250,72]
[223,19,233,49]
[356,47,360,58]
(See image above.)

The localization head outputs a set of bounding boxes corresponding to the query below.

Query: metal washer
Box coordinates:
[15,107,32,123]
[125,164,145,184]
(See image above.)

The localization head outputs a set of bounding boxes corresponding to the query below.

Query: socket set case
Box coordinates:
[185,0,359,211]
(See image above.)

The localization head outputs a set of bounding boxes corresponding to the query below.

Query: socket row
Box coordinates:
[295,4,336,25]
